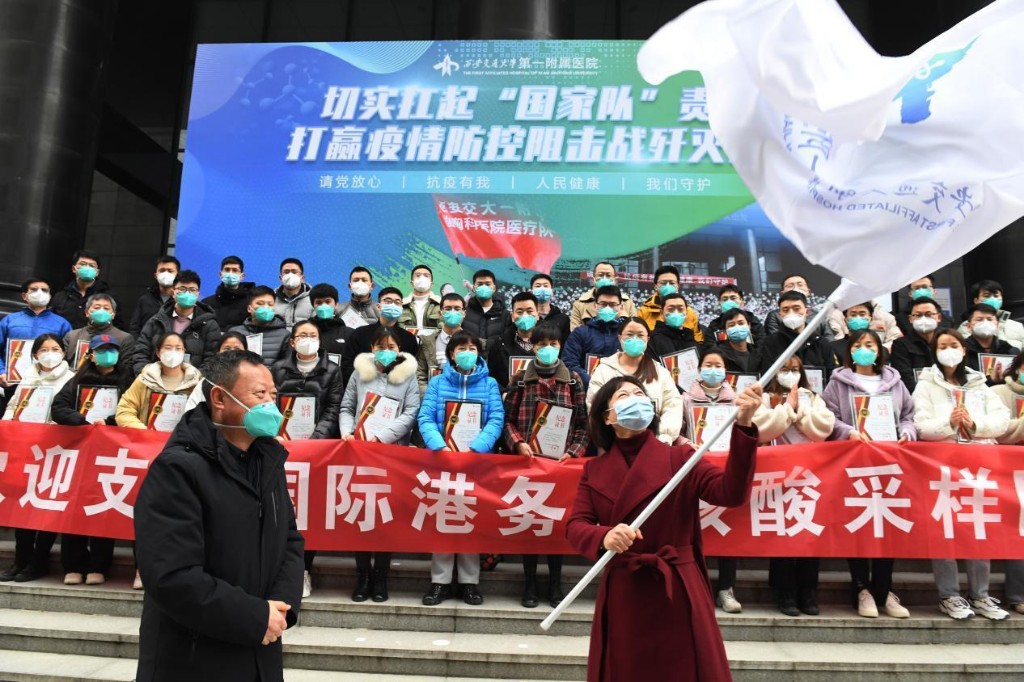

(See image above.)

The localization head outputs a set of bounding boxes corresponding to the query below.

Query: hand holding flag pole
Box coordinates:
[540,288,840,631]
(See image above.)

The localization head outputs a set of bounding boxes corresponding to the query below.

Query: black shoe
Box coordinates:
[0,564,26,582]
[422,583,453,606]
[548,583,565,608]
[778,593,800,617]
[14,566,47,583]
[798,589,819,616]
[521,582,539,609]
[351,571,371,602]
[370,569,389,603]
[461,584,483,606]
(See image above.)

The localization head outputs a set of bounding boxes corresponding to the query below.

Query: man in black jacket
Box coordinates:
[890,297,941,392]
[341,287,418,384]
[51,249,123,330]
[131,270,222,374]
[963,303,1016,383]
[134,350,304,682]
[129,256,180,336]
[201,255,255,330]
[530,273,571,343]
[649,293,703,359]
[893,274,956,337]
[462,269,508,354]
[706,284,766,345]
[759,290,837,379]
[487,292,540,392]
[308,283,352,361]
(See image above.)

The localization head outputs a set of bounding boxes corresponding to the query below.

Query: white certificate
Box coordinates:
[72,340,91,369]
[726,372,760,393]
[850,393,899,442]
[10,385,54,423]
[688,403,735,452]
[147,393,188,432]
[354,392,401,442]
[952,388,989,444]
[804,366,825,394]
[5,339,35,384]
[978,353,1015,381]
[327,353,342,367]
[660,347,700,391]
[444,400,483,451]
[279,394,317,440]
[246,333,264,357]
[508,356,533,381]
[78,386,119,423]
[341,307,369,329]
[529,402,573,458]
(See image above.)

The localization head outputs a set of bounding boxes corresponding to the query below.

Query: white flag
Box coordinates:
[638,0,1024,308]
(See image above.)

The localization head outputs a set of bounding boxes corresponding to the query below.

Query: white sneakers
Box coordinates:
[302,570,312,599]
[85,572,105,586]
[715,588,742,613]
[939,595,975,620]
[857,589,878,618]
[133,570,144,590]
[884,592,910,618]
[64,572,83,585]
[970,596,1010,621]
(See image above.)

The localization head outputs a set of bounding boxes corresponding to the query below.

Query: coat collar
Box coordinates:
[523,359,573,383]
[588,431,675,523]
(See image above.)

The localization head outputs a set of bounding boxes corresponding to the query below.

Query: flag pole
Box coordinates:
[540,293,839,631]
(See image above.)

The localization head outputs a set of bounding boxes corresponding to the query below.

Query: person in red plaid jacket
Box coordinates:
[502,321,590,608]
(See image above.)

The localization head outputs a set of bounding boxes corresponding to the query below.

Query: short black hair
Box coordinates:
[201,349,266,402]
[441,292,466,307]
[699,348,727,366]
[378,286,403,301]
[594,261,615,272]
[72,249,100,267]
[153,332,185,359]
[718,284,744,298]
[588,375,660,451]
[909,296,942,315]
[966,303,1000,320]
[530,273,553,287]
[511,291,538,308]
[173,269,201,288]
[290,319,319,339]
[157,256,181,269]
[661,292,686,307]
[844,301,874,315]
[778,290,808,306]
[722,308,748,324]
[971,279,1004,299]
[910,274,935,288]
[530,321,562,346]
[446,330,481,363]
[653,265,680,282]
[309,283,339,303]
[280,257,303,273]
[472,269,496,284]
[20,278,49,293]
[349,266,372,281]
[221,255,244,270]
[31,333,64,357]
[248,285,276,303]
[594,285,622,302]
[411,264,433,277]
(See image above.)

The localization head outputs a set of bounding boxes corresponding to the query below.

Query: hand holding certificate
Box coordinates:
[850,393,899,442]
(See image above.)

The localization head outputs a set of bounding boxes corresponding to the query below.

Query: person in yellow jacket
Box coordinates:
[570,262,637,330]
[116,332,203,430]
[636,265,705,345]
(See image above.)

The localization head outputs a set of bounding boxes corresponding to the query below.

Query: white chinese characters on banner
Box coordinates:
[699,500,730,536]
[497,476,566,537]
[82,448,149,519]
[20,445,79,512]
[411,470,477,534]
[326,465,393,532]
[750,466,824,537]
[843,465,914,538]
[285,461,311,531]
[930,466,1001,540]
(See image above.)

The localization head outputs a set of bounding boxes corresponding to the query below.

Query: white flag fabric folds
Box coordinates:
[638,0,1024,309]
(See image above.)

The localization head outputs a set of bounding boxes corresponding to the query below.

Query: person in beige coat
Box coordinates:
[828,302,902,347]
[752,354,834,618]
[912,329,1011,621]
[569,262,637,330]
[116,332,203,430]
[585,317,681,445]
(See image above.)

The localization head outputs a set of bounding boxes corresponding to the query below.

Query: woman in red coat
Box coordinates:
[567,375,761,682]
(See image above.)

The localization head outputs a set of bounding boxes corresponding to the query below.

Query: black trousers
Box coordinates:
[770,557,819,595]
[714,557,737,591]
[13,528,56,572]
[61,534,115,575]
[848,557,894,607]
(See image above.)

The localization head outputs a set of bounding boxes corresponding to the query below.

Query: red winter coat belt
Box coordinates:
[612,545,695,601]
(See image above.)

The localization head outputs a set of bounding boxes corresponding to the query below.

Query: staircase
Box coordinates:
[0,541,1022,681]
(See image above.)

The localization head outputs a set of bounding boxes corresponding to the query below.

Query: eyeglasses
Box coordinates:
[380,298,402,305]
[174,287,200,295]
[909,312,938,319]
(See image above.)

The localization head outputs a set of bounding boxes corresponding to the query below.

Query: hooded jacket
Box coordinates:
[132,299,222,375]
[586,353,683,445]
[273,283,313,328]
[822,366,917,441]
[229,315,291,369]
[115,362,204,429]
[338,296,379,325]
[269,351,343,439]
[202,281,255,330]
[339,352,421,445]
[417,357,504,452]
[134,404,304,682]
[912,366,1010,443]
[1,360,73,422]
[562,317,621,386]
[309,315,352,360]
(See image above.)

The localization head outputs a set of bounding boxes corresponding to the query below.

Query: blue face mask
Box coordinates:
[89,309,113,326]
[77,265,97,282]
[721,300,740,313]
[533,287,552,302]
[209,380,285,439]
[380,303,402,320]
[700,367,726,386]
[726,325,749,342]
[611,395,655,431]
[93,349,119,368]
[455,350,478,371]
[374,349,398,367]
[981,296,1002,310]
[847,316,870,331]
[253,306,275,323]
[596,306,618,323]
[175,291,198,309]
[442,310,464,327]
[911,287,933,300]
[475,285,494,300]
[665,312,686,329]
[515,314,537,332]
[535,345,559,365]
[595,277,614,288]
[658,284,677,298]
[221,272,241,287]
[851,346,878,367]
[314,304,335,319]
[622,337,647,358]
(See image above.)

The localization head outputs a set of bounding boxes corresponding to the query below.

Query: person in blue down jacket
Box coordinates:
[416,329,504,609]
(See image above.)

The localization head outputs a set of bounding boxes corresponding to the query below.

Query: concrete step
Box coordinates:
[0,607,1022,681]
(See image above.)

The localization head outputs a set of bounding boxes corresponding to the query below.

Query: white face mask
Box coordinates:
[295,338,320,356]
[160,350,185,369]
[912,316,938,334]
[37,351,64,369]
[782,313,806,331]
[972,320,998,338]
[156,271,176,287]
[936,348,964,368]
[412,276,431,293]
[26,290,51,307]
[282,273,302,289]
[351,281,371,297]
[776,371,799,389]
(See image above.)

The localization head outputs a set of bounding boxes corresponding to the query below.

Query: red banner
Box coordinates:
[0,422,1023,558]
